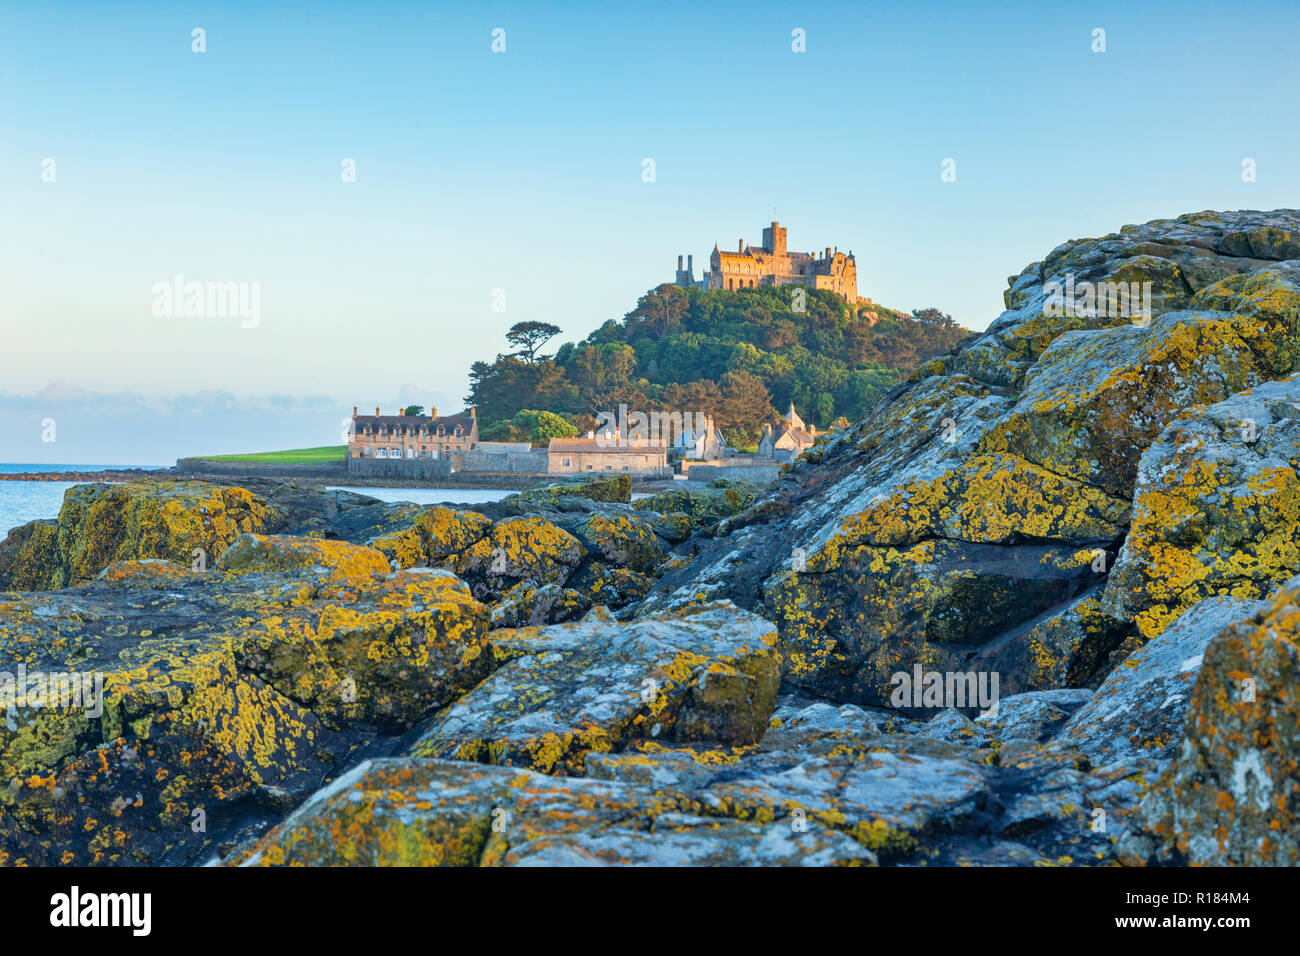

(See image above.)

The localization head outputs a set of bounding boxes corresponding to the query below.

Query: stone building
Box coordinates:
[674,221,859,302]
[547,435,670,477]
[348,405,478,461]
[674,413,728,461]
[758,403,818,463]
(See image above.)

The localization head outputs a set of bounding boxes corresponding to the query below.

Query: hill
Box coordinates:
[466,285,968,446]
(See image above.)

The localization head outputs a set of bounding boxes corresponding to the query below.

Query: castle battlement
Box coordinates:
[674,221,859,302]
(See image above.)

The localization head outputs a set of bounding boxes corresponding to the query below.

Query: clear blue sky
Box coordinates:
[2,0,1297,463]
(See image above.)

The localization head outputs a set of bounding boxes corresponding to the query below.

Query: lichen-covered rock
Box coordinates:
[973,308,1274,498]
[1056,596,1266,768]
[364,505,492,569]
[0,520,60,591]
[446,516,586,601]
[826,453,1129,548]
[511,475,632,507]
[977,689,1093,743]
[1119,576,1300,865]
[409,602,780,773]
[1102,375,1300,640]
[216,533,391,584]
[0,481,278,591]
[953,209,1300,389]
[0,582,331,865]
[767,539,1097,706]
[0,539,490,864]
[646,510,693,544]
[94,558,202,588]
[571,512,664,572]
[236,566,492,730]
[633,480,759,533]
[568,563,655,608]
[966,588,1134,697]
[489,581,591,628]
[586,736,990,863]
[232,757,876,867]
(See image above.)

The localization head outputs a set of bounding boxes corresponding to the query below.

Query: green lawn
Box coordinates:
[194,445,347,464]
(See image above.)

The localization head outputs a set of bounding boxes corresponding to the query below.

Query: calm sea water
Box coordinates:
[0,467,516,538]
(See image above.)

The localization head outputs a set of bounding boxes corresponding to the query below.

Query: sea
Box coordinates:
[0,465,517,538]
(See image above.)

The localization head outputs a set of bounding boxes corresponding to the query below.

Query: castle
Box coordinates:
[674,221,859,302]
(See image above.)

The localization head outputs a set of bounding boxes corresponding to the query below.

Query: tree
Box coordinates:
[505,321,563,363]
[717,369,774,435]
[518,409,579,445]
[403,404,425,417]
[481,409,578,445]
[626,284,687,341]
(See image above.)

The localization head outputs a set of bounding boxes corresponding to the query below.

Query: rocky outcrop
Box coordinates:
[409,602,780,773]
[0,535,488,864]
[1119,576,1300,865]
[1102,375,1300,639]
[233,757,878,867]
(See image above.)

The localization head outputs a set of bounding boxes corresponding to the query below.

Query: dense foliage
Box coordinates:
[479,409,580,444]
[466,285,967,445]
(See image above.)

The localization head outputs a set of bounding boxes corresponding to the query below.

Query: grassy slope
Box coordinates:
[191,446,347,464]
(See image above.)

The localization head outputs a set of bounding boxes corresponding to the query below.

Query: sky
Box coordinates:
[1,0,1297,464]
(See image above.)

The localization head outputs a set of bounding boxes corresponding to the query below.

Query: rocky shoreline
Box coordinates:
[0,469,162,482]
[0,464,695,496]
[1,208,1297,866]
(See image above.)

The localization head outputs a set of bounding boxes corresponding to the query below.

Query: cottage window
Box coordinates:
[562,458,571,467]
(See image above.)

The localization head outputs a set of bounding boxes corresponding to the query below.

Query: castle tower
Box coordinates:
[675,253,695,287]
[762,221,787,257]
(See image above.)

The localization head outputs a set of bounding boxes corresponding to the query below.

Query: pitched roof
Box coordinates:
[353,414,475,434]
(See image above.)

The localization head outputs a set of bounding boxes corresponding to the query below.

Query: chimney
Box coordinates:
[677,255,683,271]
[687,254,693,273]
[739,239,744,252]
[375,406,380,416]
[825,247,831,259]
[352,406,358,417]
